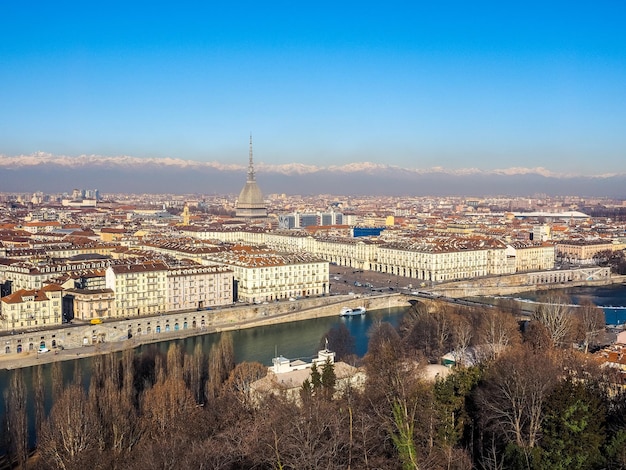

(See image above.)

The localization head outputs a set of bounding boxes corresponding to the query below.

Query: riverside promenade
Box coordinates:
[0,293,408,370]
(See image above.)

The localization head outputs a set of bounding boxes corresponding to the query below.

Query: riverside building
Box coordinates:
[203,245,329,303]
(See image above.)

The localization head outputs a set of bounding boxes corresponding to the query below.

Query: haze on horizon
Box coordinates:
[1,2,625,182]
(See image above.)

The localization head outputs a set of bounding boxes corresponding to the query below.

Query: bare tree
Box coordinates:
[319,322,356,361]
[141,375,198,438]
[38,383,101,470]
[51,361,64,402]
[205,334,235,402]
[224,361,267,408]
[33,365,45,444]
[575,297,605,353]
[476,345,558,455]
[4,369,28,468]
[477,308,521,361]
[452,315,473,367]
[533,292,574,348]
[403,305,454,363]
[184,343,206,404]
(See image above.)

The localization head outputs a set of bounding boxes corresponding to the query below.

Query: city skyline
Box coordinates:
[1,2,625,182]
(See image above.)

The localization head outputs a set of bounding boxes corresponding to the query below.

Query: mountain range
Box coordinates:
[1,153,624,198]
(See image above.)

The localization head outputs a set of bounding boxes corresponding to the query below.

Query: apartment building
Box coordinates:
[313,237,380,270]
[203,246,329,303]
[63,288,116,321]
[105,261,168,317]
[0,284,63,331]
[507,241,556,272]
[167,265,234,311]
[556,240,618,264]
[0,259,112,291]
[373,237,507,282]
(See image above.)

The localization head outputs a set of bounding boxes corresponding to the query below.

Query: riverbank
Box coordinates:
[0,293,408,370]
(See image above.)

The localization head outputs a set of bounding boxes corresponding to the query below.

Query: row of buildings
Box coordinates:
[1,220,622,333]
[1,144,624,334]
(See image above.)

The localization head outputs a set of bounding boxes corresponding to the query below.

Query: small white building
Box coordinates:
[251,347,365,405]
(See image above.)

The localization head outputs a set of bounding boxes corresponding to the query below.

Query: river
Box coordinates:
[514,283,626,325]
[0,305,408,451]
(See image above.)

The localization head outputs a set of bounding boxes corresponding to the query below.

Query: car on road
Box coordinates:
[38,348,50,354]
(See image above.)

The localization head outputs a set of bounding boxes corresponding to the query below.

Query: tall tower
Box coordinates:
[182,203,190,226]
[235,135,267,218]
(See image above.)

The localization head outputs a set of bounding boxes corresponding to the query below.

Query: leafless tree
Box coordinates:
[33,365,45,443]
[51,361,63,402]
[38,383,101,470]
[184,343,206,404]
[4,369,28,468]
[477,308,521,361]
[452,315,473,366]
[88,354,143,457]
[532,292,574,348]
[476,345,558,454]
[402,305,455,363]
[574,297,605,353]
[205,334,235,402]
[224,361,267,408]
[141,375,197,438]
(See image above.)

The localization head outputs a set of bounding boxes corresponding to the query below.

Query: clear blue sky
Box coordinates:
[1,1,625,174]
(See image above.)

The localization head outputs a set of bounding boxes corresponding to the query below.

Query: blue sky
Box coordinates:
[1,1,625,174]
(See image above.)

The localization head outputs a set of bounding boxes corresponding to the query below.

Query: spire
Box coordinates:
[247,133,255,182]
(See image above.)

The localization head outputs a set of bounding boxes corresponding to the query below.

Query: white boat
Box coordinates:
[340,306,366,317]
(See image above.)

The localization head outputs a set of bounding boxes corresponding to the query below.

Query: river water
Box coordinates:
[0,305,408,449]
[515,283,626,326]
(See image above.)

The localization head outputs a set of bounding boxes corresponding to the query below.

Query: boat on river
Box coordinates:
[340,306,366,317]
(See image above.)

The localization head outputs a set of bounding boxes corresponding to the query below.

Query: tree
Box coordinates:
[533,292,574,348]
[538,378,606,470]
[320,358,336,399]
[574,297,605,353]
[433,367,481,449]
[183,343,206,404]
[365,321,407,401]
[38,383,101,470]
[309,362,322,393]
[523,320,554,352]
[452,315,473,367]
[4,369,28,468]
[206,334,235,402]
[318,322,356,362]
[477,308,521,360]
[33,365,45,445]
[476,345,558,461]
[224,361,267,408]
[402,305,455,363]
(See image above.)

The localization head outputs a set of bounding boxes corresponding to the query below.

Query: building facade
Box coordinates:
[0,284,63,331]
[105,261,168,317]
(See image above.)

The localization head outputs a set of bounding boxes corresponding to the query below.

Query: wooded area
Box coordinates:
[2,295,625,469]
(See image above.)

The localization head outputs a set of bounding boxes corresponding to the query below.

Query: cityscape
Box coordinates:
[1,161,626,467]
[2,2,626,469]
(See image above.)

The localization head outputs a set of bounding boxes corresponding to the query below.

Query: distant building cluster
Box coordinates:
[1,148,626,336]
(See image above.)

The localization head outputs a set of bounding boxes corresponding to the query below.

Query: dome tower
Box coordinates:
[235,135,267,218]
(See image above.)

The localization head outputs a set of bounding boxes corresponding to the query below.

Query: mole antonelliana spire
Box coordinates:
[235,134,267,218]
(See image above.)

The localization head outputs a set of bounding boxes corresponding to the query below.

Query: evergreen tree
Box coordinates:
[321,358,336,398]
[538,378,606,470]
[310,363,322,394]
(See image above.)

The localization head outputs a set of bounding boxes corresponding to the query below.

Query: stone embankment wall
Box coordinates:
[432,270,622,298]
[0,294,408,361]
